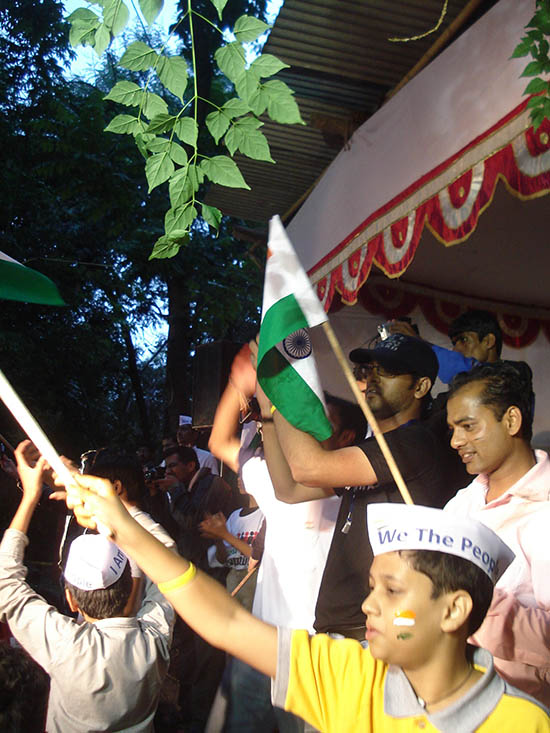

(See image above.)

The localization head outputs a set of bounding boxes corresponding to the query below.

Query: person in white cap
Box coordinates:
[177,414,219,475]
[0,441,174,733]
[60,467,550,733]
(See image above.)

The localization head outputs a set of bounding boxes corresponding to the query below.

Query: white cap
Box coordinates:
[179,415,193,426]
[64,535,128,590]
[367,504,514,583]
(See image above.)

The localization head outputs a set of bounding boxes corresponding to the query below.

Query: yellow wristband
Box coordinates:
[158,563,197,593]
[270,404,277,415]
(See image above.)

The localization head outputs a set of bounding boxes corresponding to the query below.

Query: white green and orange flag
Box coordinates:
[0,251,64,305]
[257,215,332,441]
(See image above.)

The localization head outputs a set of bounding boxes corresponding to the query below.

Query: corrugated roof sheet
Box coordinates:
[206,0,499,227]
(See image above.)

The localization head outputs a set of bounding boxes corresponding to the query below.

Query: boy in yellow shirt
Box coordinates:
[43,453,550,732]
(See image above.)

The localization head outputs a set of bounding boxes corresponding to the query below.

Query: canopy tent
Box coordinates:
[285,0,550,437]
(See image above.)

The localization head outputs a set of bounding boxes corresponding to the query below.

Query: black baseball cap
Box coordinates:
[349,334,438,384]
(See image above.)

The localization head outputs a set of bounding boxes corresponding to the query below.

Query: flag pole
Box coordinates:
[321,321,414,505]
[230,565,257,597]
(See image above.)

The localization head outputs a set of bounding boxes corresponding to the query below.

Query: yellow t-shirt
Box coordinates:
[272,629,550,732]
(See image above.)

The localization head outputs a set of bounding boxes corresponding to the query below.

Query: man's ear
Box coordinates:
[440,590,473,634]
[414,376,432,400]
[482,332,496,351]
[112,479,123,496]
[65,587,79,614]
[336,428,357,449]
[504,405,523,437]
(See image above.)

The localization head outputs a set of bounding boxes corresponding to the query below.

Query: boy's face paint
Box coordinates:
[396,632,413,641]
[362,552,450,668]
[393,610,416,627]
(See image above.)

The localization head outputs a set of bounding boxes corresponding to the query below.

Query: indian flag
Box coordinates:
[257,215,332,441]
[0,251,65,306]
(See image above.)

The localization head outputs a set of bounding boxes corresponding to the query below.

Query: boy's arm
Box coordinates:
[66,474,278,679]
[0,442,79,672]
[200,513,253,559]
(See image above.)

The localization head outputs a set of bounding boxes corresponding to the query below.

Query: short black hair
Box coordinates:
[325,393,368,444]
[65,562,132,619]
[448,362,534,442]
[0,644,49,732]
[164,445,199,472]
[403,550,494,635]
[86,448,148,506]
[448,309,503,357]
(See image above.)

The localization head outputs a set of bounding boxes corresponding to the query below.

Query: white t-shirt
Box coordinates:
[207,507,264,570]
[241,455,340,632]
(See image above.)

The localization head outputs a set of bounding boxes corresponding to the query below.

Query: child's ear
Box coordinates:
[440,590,473,633]
[112,479,123,496]
[65,587,79,614]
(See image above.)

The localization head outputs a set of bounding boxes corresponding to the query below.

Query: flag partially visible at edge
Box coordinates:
[0,251,65,306]
[257,215,332,441]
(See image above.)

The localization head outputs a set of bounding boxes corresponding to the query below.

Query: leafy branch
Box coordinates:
[512,0,550,131]
[67,0,304,259]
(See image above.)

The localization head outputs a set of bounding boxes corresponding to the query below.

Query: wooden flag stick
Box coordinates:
[230,565,258,597]
[321,321,414,505]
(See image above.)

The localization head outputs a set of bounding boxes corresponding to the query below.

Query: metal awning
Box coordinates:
[206,0,499,227]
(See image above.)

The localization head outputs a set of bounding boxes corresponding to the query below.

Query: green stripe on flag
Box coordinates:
[259,348,332,442]
[0,260,65,306]
[258,293,308,366]
[258,293,332,442]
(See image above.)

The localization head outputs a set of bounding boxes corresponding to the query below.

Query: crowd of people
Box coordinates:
[0,308,549,732]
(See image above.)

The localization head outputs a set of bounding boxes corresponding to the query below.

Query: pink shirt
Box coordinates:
[445,450,550,705]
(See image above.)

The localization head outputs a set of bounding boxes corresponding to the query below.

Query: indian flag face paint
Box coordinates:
[393,610,416,627]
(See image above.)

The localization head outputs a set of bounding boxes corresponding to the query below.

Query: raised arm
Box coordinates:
[270,408,374,490]
[199,512,253,559]
[256,382,335,502]
[250,338,376,491]
[63,474,278,679]
[10,441,46,534]
[209,344,256,473]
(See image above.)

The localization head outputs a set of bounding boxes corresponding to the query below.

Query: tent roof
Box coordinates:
[205,0,500,223]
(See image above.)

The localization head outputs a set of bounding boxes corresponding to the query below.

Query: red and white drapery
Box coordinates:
[311,105,550,349]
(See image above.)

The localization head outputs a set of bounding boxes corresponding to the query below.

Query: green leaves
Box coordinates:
[149,234,184,259]
[120,41,158,71]
[139,0,163,25]
[142,92,168,119]
[233,15,270,43]
[209,0,229,21]
[516,1,550,130]
[238,129,274,162]
[103,0,129,36]
[175,118,198,147]
[215,43,245,84]
[165,203,197,234]
[250,54,290,79]
[201,204,222,231]
[104,81,143,106]
[200,156,250,189]
[206,110,231,144]
[73,1,305,258]
[68,8,100,48]
[105,114,144,134]
[145,152,174,192]
[157,56,188,99]
[524,78,549,95]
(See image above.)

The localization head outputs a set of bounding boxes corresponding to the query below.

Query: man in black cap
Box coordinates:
[258,333,468,640]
